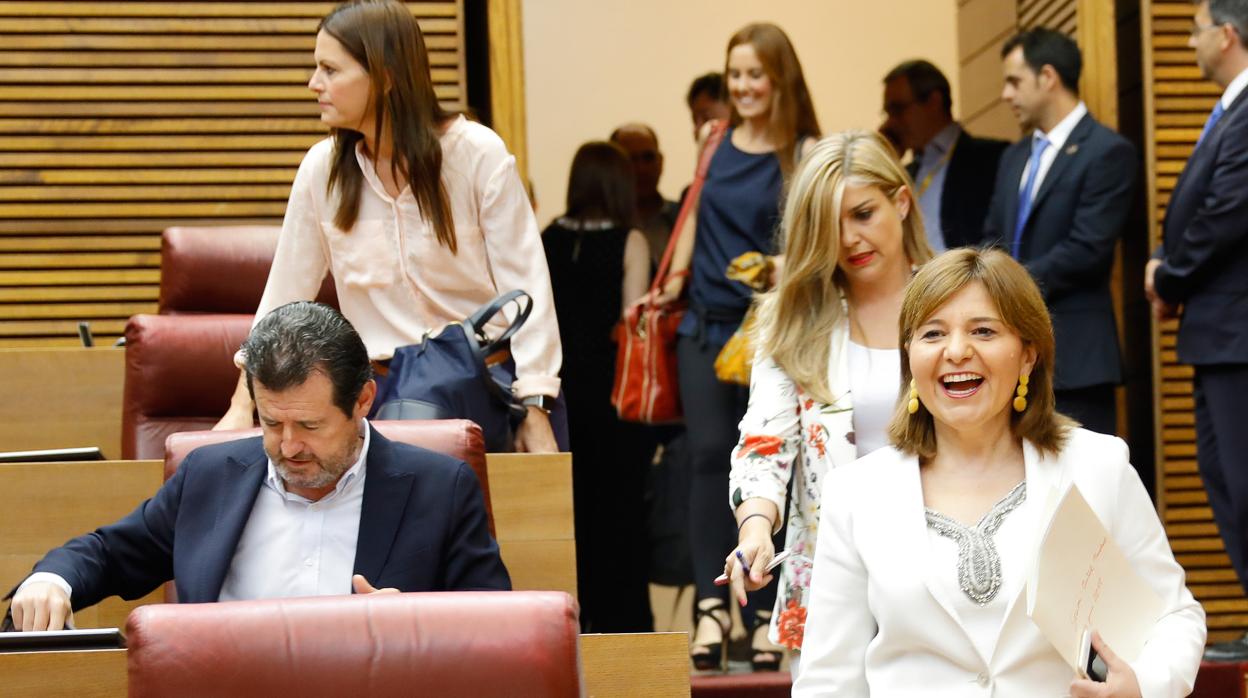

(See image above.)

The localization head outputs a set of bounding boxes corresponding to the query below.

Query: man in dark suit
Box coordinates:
[1146,0,1248,662]
[881,59,1008,251]
[6,301,509,631]
[983,28,1137,435]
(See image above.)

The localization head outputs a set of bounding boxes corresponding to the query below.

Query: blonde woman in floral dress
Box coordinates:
[723,131,933,674]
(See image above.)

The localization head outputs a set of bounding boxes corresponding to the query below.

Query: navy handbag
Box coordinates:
[374,290,531,452]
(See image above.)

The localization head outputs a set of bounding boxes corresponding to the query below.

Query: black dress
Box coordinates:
[542,219,653,633]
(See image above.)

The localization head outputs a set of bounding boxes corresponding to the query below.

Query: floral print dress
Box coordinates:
[729,318,858,649]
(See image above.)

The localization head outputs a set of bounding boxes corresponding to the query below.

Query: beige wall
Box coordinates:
[521,0,960,228]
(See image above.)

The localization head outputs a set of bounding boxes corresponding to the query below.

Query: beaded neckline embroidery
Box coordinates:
[924,480,1027,605]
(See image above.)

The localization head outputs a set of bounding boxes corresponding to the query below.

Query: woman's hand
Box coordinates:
[651,274,686,306]
[214,373,256,431]
[214,401,255,431]
[720,517,776,607]
[514,406,558,453]
[1068,632,1142,698]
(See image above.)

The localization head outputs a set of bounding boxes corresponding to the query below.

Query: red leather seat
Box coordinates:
[122,226,338,458]
[122,314,254,459]
[158,225,336,314]
[126,591,583,698]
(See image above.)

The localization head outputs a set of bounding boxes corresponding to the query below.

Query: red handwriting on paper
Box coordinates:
[1071,536,1109,628]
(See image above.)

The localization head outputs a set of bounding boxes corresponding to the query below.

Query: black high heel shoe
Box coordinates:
[750,610,783,672]
[690,599,731,672]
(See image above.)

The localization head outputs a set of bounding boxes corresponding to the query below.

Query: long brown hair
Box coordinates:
[887,248,1073,458]
[724,23,821,178]
[754,130,932,404]
[319,0,457,252]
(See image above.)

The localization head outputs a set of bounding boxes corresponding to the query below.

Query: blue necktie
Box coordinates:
[1012,134,1050,259]
[1196,100,1226,147]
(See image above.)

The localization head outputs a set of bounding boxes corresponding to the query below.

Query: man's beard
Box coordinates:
[270,440,360,491]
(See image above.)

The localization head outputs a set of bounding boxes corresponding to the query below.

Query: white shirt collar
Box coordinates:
[1036,101,1088,150]
[1221,66,1248,110]
[264,418,371,503]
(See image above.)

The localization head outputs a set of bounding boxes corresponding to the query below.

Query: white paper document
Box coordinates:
[1026,484,1163,669]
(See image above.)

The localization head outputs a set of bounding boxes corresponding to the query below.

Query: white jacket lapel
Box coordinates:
[819,317,857,465]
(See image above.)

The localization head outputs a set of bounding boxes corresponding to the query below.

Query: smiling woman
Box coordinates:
[792,248,1206,697]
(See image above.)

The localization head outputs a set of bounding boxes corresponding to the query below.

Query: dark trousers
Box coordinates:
[677,334,778,622]
[1055,384,1117,436]
[1195,364,1248,594]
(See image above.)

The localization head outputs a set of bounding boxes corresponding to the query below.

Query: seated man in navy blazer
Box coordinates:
[6,301,510,631]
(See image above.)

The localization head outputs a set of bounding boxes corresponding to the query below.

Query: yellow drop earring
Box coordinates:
[907,378,920,415]
[1013,375,1029,412]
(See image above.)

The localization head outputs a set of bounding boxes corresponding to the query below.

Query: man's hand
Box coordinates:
[514,406,558,453]
[1069,631,1142,698]
[351,574,398,595]
[11,581,73,631]
[1144,259,1179,320]
[1143,258,1162,301]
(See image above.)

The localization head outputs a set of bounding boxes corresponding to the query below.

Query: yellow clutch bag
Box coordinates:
[714,252,774,386]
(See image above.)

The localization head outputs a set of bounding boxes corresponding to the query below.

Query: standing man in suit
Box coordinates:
[983,28,1137,435]
[881,59,1008,251]
[6,301,509,631]
[1146,0,1248,663]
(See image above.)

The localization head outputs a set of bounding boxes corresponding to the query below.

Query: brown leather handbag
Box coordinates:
[611,120,727,423]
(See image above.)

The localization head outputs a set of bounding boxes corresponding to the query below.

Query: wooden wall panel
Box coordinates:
[1142,1,1244,644]
[0,1,465,347]
[957,0,1020,139]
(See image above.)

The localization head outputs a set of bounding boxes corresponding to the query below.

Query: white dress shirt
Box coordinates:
[21,421,374,605]
[218,421,371,601]
[1018,101,1088,200]
[1219,66,1248,110]
[914,122,962,253]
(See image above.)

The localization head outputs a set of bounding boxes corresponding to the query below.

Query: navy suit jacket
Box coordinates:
[983,112,1137,390]
[25,427,510,610]
[910,129,1009,249]
[1154,88,1248,365]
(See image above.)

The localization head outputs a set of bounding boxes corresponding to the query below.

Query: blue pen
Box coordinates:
[735,549,751,576]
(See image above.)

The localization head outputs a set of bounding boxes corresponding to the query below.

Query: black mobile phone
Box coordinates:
[1078,629,1108,682]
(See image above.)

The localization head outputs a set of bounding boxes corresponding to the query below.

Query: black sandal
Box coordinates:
[691,599,730,672]
[751,610,783,672]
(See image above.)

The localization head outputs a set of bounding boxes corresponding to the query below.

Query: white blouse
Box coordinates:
[252,115,562,399]
[926,493,1031,663]
[847,341,901,458]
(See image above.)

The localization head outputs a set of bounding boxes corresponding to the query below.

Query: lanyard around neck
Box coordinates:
[913,137,959,198]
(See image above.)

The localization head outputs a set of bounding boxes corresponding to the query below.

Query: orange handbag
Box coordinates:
[612,120,728,423]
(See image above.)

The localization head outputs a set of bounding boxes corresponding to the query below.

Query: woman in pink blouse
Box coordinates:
[721,131,932,672]
[215,0,562,452]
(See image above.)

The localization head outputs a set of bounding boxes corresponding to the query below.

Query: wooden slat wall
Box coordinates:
[1019,0,1079,34]
[957,0,1020,141]
[1143,2,1244,644]
[0,1,465,347]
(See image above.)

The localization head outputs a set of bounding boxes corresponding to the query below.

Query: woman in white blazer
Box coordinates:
[719,131,933,670]
[793,248,1205,697]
